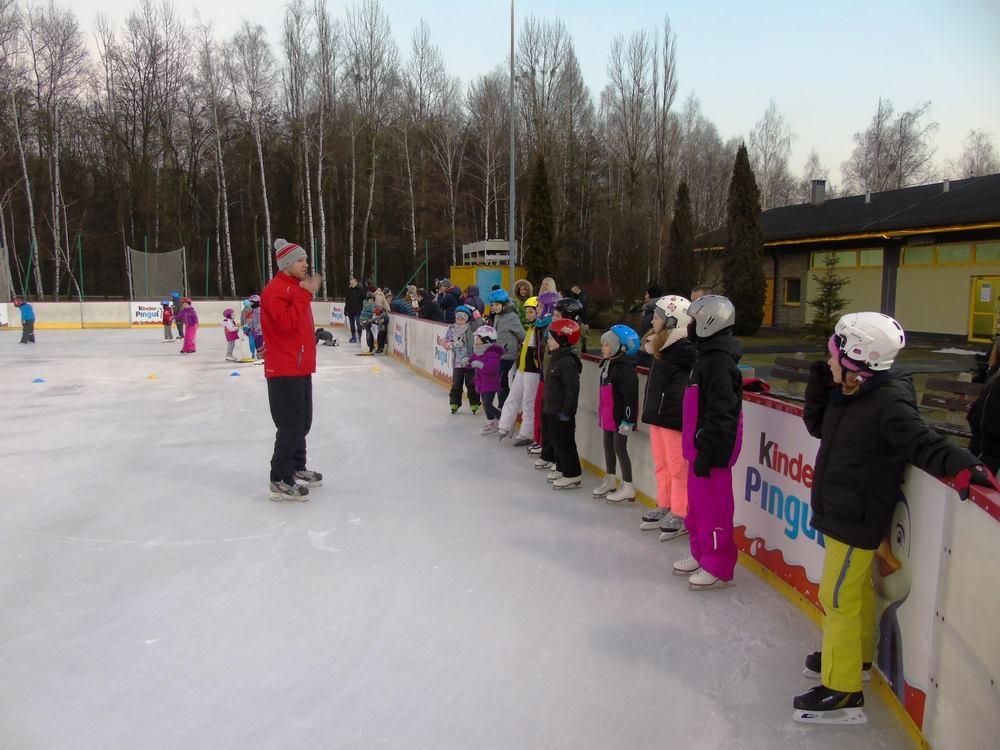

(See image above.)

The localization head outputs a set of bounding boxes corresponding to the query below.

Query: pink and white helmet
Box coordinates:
[475,325,498,343]
[830,312,906,374]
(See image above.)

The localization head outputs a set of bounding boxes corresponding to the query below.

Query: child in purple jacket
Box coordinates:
[469,325,504,435]
[176,298,199,354]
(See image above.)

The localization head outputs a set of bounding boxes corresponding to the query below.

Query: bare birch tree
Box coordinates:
[950,129,999,178]
[749,99,794,210]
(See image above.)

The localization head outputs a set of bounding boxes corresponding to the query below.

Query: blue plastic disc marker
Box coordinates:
[32,378,45,383]
[230,371,241,377]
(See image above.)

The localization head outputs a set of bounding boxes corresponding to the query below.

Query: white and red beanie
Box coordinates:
[274,238,307,271]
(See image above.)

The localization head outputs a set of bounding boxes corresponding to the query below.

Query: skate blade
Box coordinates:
[270,493,310,503]
[802,667,871,683]
[658,529,689,542]
[295,480,323,488]
[793,708,867,725]
[688,579,733,590]
[552,482,582,490]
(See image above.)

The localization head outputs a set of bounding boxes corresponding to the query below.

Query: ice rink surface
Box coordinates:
[0,330,913,749]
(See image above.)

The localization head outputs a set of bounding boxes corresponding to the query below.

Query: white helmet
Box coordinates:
[475,325,498,343]
[833,312,905,372]
[654,295,692,331]
[687,294,735,338]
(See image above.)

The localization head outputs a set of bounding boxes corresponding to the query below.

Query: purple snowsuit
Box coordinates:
[682,385,744,580]
[470,344,504,394]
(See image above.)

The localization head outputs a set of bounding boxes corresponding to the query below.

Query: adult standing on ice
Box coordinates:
[261,238,323,502]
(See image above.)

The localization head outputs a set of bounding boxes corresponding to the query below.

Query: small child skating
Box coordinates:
[469,325,504,434]
[241,300,258,359]
[170,291,184,339]
[498,296,541,446]
[792,312,1000,725]
[13,296,35,343]
[638,295,695,540]
[541,318,583,489]
[223,308,240,360]
[593,324,640,503]
[488,289,525,407]
[249,294,264,357]
[445,305,483,414]
[161,300,174,341]
[370,306,389,354]
[672,294,743,590]
[176,298,199,353]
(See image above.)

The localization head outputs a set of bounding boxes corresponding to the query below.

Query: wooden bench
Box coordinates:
[768,355,813,401]
[920,377,982,439]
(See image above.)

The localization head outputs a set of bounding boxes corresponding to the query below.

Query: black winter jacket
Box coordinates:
[542,346,582,417]
[418,296,445,322]
[968,372,1000,473]
[345,285,365,315]
[642,338,695,430]
[804,362,978,549]
[690,333,743,466]
[600,355,639,425]
[438,288,461,323]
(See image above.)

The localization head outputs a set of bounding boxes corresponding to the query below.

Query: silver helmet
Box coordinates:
[687,294,735,338]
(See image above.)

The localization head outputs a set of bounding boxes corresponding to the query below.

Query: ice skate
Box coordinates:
[605,481,636,503]
[294,469,323,487]
[688,568,732,590]
[592,476,617,498]
[534,458,553,470]
[512,436,533,447]
[658,513,689,541]
[527,443,543,454]
[802,652,871,682]
[497,428,510,442]
[470,404,480,414]
[792,686,867,725]
[270,480,310,502]
[672,554,700,575]
[639,507,668,530]
[450,404,460,414]
[480,420,499,435]
[547,469,563,482]
[552,475,582,490]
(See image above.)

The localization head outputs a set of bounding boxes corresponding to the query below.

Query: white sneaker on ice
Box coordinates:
[673,554,700,575]
[688,568,732,590]
[547,470,563,482]
[592,476,617,497]
[553,475,582,490]
[605,481,636,503]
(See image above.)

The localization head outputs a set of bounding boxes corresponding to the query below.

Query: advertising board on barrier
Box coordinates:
[130,301,163,326]
[329,302,346,328]
[0,302,8,327]
[432,331,452,384]
[392,317,407,362]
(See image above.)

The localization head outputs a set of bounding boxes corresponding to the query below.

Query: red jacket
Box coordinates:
[261,272,316,379]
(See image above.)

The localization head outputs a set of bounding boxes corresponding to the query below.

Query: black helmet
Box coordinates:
[554,297,584,321]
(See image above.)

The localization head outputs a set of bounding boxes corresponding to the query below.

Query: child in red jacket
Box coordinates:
[161,300,174,342]
[261,238,322,502]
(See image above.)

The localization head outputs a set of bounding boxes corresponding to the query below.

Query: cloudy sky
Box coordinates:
[70,0,1000,187]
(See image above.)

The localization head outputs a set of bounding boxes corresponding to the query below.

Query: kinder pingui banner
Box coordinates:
[329,302,346,328]
[392,316,408,362]
[0,303,8,327]
[130,301,164,326]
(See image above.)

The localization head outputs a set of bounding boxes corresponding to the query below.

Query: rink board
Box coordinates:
[387,313,1000,749]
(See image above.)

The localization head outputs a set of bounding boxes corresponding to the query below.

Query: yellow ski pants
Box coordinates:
[819,537,876,693]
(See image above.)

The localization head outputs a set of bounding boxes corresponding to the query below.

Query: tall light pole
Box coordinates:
[507,0,517,295]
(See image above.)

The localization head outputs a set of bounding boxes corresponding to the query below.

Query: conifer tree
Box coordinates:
[664,180,697,296]
[722,144,767,335]
[807,252,851,338]
[524,151,557,284]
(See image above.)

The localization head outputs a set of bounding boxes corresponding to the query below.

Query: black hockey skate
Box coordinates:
[270,480,310,502]
[294,469,323,487]
[793,685,866,725]
[803,651,871,682]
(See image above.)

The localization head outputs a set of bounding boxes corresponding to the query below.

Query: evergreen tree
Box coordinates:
[722,144,767,335]
[524,151,557,284]
[806,252,851,338]
[664,180,697,296]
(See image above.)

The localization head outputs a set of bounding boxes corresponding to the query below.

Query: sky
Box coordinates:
[70,0,1000,187]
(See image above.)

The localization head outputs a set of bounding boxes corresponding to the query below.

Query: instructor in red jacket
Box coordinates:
[262,238,323,501]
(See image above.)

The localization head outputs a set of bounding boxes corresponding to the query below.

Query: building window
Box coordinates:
[783,277,802,306]
[937,243,973,265]
[976,241,1000,263]
[903,245,935,266]
[811,250,858,268]
[859,249,884,267]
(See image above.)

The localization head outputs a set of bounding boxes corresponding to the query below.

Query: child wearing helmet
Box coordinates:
[792,311,999,724]
[444,305,484,414]
[240,300,258,359]
[170,291,184,339]
[672,294,743,590]
[176,298,199,354]
[489,288,526,407]
[542,318,584,489]
[222,308,240,361]
[530,292,561,462]
[498,296,542,446]
[249,294,264,356]
[161,300,174,342]
[469,325,505,434]
[592,325,640,503]
[639,296,696,539]
[13,296,36,343]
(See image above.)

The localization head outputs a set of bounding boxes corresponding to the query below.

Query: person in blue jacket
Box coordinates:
[14,296,36,343]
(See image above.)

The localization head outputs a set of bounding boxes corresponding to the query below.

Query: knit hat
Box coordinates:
[274,238,307,271]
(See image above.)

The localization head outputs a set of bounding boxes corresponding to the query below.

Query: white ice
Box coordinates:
[0,330,913,749]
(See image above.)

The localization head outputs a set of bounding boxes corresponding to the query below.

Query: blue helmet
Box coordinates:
[161,299,170,306]
[170,291,180,300]
[242,300,252,309]
[455,305,474,319]
[605,324,641,357]
[489,289,510,304]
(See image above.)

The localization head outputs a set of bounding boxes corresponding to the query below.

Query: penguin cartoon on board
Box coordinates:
[871,494,912,703]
